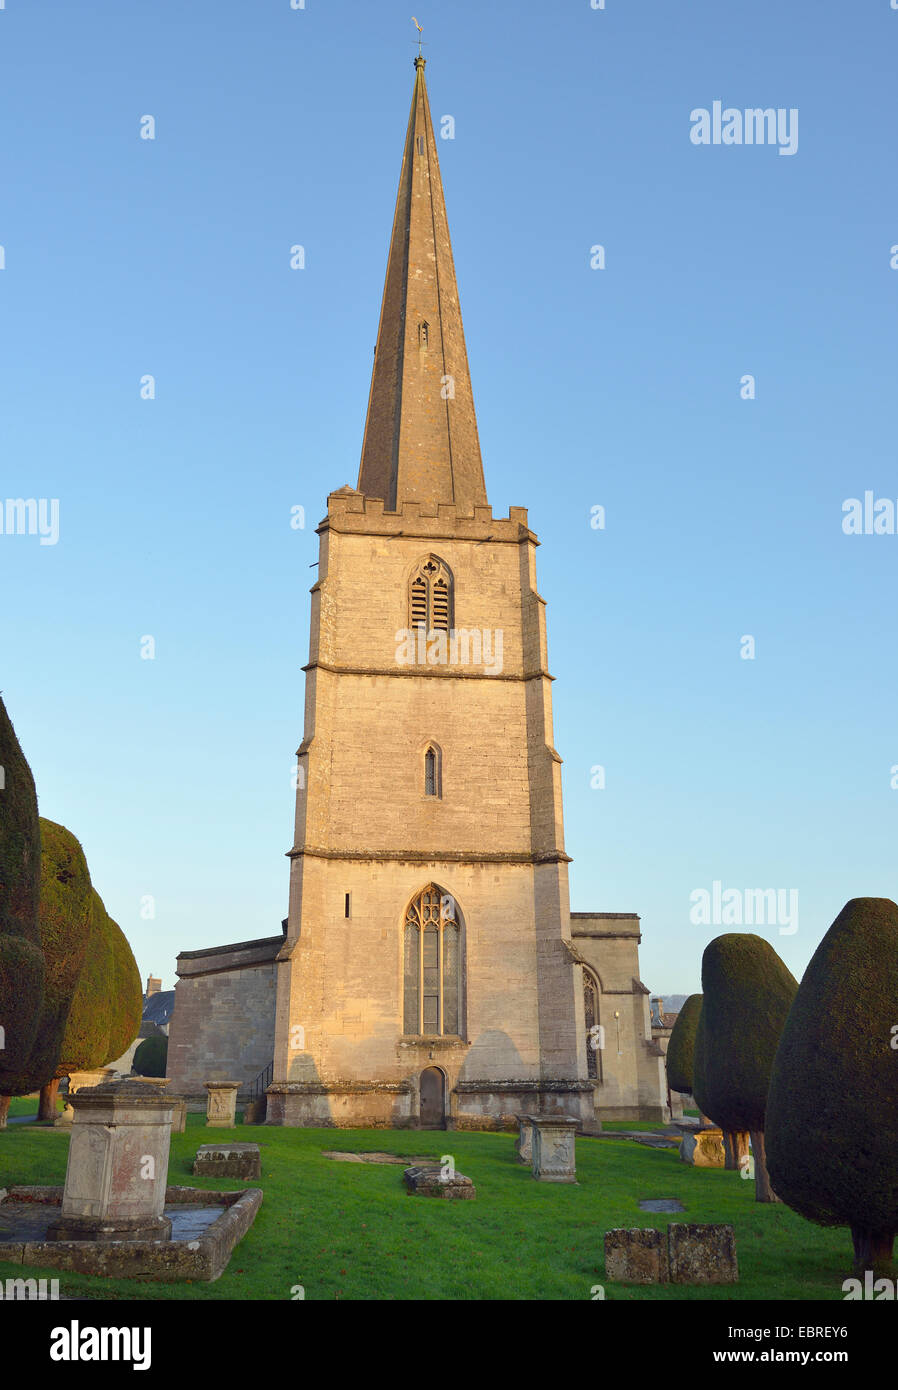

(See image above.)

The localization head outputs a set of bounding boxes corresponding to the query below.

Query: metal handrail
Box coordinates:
[248,1059,273,1102]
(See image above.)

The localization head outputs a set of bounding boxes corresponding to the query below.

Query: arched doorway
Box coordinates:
[419,1067,446,1129]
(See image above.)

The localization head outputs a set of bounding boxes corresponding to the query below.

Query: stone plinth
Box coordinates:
[529,1114,577,1183]
[204,1081,240,1129]
[668,1224,738,1284]
[514,1114,533,1165]
[679,1128,725,1168]
[54,1069,116,1126]
[604,1228,669,1284]
[403,1165,475,1199]
[47,1080,174,1242]
[193,1143,261,1179]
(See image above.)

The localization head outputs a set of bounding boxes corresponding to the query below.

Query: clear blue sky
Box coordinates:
[1,0,896,997]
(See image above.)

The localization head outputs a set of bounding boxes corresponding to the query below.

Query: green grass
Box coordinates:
[600,1120,668,1133]
[6,1095,64,1119]
[0,1116,855,1301]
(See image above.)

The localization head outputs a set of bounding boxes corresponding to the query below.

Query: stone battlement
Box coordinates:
[319,487,534,544]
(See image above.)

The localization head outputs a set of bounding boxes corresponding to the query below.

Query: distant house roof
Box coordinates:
[143,990,175,1028]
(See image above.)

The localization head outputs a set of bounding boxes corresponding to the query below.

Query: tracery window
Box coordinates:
[409,555,453,634]
[403,885,462,1036]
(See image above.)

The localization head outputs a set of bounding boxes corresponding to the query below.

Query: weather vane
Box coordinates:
[412,16,425,58]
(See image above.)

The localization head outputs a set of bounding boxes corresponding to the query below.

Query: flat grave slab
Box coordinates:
[193,1143,261,1180]
[403,1164,476,1199]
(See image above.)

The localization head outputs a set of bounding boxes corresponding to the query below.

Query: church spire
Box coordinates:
[357,57,488,512]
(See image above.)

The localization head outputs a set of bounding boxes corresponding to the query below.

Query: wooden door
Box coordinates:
[419,1067,445,1129]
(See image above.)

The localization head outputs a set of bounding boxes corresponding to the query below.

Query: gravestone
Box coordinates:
[204,1081,240,1129]
[604,1228,669,1284]
[193,1143,261,1179]
[47,1079,174,1241]
[668,1223,738,1284]
[529,1114,577,1183]
[679,1128,725,1167]
[514,1114,533,1165]
[403,1164,475,1199]
[54,1069,116,1126]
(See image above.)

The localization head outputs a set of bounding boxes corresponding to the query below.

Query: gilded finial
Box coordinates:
[412,16,425,62]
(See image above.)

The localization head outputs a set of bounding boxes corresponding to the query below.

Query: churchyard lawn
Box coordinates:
[0,1113,850,1301]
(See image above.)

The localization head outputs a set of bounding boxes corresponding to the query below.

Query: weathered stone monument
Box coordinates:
[54,1068,115,1126]
[204,1081,239,1129]
[679,1127,726,1167]
[47,1079,174,1241]
[194,1142,261,1180]
[403,1164,475,1199]
[604,1228,669,1284]
[529,1114,577,1183]
[515,1114,533,1165]
[604,1223,738,1285]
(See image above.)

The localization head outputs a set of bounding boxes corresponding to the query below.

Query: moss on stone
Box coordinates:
[666,993,702,1095]
[766,898,898,1236]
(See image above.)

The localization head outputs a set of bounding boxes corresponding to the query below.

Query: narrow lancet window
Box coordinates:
[424,746,440,797]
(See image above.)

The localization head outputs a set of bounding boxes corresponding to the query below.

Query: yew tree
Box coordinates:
[693,933,798,1197]
[0,697,44,1126]
[766,898,898,1269]
[666,993,702,1095]
[21,820,94,1119]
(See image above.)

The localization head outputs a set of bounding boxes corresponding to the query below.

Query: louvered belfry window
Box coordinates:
[409,556,453,634]
[403,885,462,1036]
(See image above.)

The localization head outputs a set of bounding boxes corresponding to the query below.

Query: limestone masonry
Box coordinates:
[165,57,668,1130]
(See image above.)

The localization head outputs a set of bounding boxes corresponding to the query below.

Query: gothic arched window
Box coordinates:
[409,555,453,634]
[584,970,602,1081]
[403,885,462,1036]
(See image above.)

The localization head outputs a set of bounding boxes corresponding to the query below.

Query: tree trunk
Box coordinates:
[749,1129,780,1202]
[724,1129,750,1171]
[851,1226,896,1272]
[0,1095,10,1130]
[38,1078,60,1122]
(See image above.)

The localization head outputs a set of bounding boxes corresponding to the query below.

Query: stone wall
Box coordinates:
[166,936,282,1104]
[572,914,669,1123]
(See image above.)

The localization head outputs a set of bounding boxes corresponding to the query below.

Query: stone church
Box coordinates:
[166,58,668,1130]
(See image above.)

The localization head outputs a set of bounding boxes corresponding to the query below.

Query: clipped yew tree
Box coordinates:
[766,898,898,1269]
[133,1035,168,1078]
[55,889,116,1076]
[666,993,702,1095]
[22,820,94,1119]
[104,907,142,1067]
[0,697,45,1126]
[694,933,798,1196]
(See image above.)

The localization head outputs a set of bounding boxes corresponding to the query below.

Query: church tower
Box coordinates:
[268,58,594,1129]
